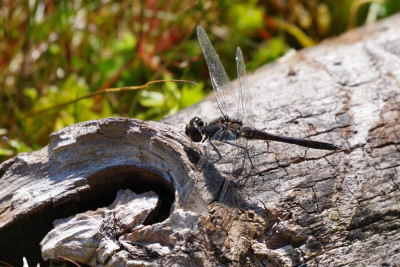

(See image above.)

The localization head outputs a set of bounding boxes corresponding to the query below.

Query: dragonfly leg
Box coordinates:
[208,138,223,164]
[206,128,229,165]
[221,140,258,174]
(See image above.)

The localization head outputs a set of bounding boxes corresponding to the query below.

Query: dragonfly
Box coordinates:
[185,26,340,206]
[186,25,340,158]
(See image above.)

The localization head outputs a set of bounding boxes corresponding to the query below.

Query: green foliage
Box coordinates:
[227,3,265,35]
[1,0,399,161]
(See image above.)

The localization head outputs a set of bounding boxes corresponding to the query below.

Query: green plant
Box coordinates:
[1,0,399,161]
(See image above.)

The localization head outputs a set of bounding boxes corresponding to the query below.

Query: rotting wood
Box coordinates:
[1,14,400,266]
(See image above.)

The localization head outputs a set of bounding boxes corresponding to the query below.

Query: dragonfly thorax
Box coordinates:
[186,115,245,143]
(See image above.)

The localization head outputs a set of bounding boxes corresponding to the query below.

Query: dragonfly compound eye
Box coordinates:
[185,124,203,142]
[189,117,200,125]
[196,118,205,127]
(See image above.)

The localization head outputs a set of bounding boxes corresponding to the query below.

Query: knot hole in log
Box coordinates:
[0,118,206,266]
[85,165,175,224]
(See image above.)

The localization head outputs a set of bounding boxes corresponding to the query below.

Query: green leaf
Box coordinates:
[115,30,136,52]
[228,3,264,34]
[139,91,165,108]
[0,147,14,156]
[180,83,205,108]
[247,37,285,70]
[23,87,38,100]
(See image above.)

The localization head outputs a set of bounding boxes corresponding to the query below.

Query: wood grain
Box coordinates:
[1,14,400,266]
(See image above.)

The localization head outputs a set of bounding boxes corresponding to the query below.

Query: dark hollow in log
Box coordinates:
[0,118,205,266]
[0,167,174,265]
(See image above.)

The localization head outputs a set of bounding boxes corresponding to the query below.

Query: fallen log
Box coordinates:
[1,13,400,266]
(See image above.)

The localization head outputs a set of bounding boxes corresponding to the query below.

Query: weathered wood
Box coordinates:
[168,15,400,265]
[1,14,400,266]
[0,118,208,266]
[40,189,159,264]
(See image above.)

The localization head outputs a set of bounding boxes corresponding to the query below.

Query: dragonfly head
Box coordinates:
[185,117,206,142]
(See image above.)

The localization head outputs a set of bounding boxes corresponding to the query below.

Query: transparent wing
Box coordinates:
[236,47,255,127]
[197,26,237,118]
[209,128,249,208]
[197,27,252,210]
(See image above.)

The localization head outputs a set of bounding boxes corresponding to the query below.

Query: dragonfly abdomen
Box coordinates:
[242,127,340,151]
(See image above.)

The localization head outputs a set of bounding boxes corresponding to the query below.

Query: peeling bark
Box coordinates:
[1,14,400,266]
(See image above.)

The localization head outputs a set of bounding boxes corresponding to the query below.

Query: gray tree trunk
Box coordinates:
[1,14,400,266]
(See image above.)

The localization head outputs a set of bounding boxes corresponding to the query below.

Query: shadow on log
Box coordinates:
[1,14,400,266]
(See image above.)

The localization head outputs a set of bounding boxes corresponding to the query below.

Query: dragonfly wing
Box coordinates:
[197,26,236,118]
[208,128,249,208]
[197,27,252,209]
[236,47,255,127]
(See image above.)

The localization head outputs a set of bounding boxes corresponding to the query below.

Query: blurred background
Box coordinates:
[1,0,399,161]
